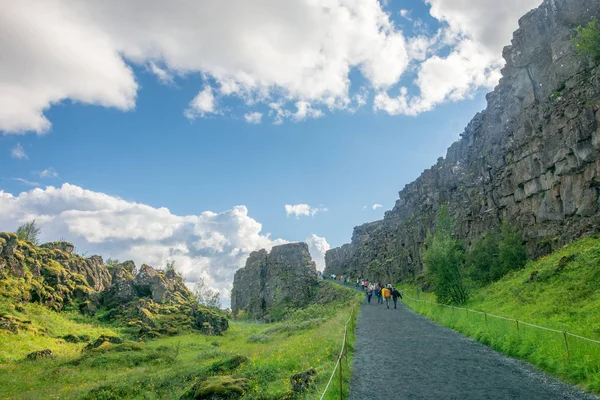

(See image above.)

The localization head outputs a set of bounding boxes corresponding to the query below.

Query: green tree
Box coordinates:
[193,278,221,309]
[16,220,41,244]
[572,17,600,63]
[424,206,468,304]
[465,232,500,285]
[495,221,527,280]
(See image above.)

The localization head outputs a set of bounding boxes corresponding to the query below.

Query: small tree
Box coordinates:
[572,17,600,63]
[193,278,221,309]
[465,232,500,285]
[424,206,468,304]
[16,220,41,244]
[495,221,527,280]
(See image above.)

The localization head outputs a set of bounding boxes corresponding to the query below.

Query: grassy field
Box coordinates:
[399,235,600,394]
[0,282,360,399]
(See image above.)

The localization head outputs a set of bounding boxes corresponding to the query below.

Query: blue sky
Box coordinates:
[0,0,542,302]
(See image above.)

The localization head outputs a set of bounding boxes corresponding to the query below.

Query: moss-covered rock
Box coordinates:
[181,376,249,400]
[0,233,230,337]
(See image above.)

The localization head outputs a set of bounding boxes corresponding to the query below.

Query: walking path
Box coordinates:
[348,290,598,400]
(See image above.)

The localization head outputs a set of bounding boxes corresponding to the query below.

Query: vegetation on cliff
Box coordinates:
[423,207,527,305]
[573,17,600,63]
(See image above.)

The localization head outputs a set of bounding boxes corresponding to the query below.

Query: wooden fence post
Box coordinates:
[563,331,572,364]
[484,312,488,328]
[516,320,520,332]
[339,354,343,400]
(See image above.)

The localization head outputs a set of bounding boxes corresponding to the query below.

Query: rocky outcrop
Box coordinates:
[231,242,319,319]
[0,233,228,336]
[326,0,600,283]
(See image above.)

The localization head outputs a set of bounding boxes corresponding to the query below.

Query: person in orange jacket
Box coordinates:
[381,286,391,308]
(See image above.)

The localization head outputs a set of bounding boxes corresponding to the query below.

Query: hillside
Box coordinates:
[399,234,600,393]
[0,279,360,399]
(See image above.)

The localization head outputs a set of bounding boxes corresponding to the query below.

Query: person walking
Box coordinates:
[375,284,382,304]
[382,286,391,309]
[391,286,403,309]
[366,284,374,304]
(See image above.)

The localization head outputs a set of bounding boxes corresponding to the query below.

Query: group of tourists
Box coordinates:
[358,279,403,309]
[324,274,403,309]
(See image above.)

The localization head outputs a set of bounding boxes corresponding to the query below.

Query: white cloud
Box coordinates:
[269,101,324,124]
[149,62,174,84]
[306,234,331,272]
[1,0,411,133]
[0,183,288,307]
[39,168,59,178]
[285,204,328,218]
[244,112,262,124]
[11,143,27,159]
[372,204,383,210]
[184,86,217,120]
[0,0,546,131]
[12,178,39,186]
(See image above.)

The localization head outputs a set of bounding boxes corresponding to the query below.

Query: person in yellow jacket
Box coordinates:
[381,286,392,308]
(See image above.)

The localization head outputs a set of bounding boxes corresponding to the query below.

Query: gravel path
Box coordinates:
[348,292,598,400]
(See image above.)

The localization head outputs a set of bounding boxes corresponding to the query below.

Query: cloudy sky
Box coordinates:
[0,0,542,306]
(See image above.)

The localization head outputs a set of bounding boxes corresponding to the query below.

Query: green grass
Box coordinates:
[0,282,360,399]
[399,235,600,394]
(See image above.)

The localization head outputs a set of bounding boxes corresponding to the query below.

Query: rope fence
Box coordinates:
[319,302,357,400]
[402,293,600,364]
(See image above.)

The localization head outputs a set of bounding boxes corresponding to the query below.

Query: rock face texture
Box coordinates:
[0,232,228,336]
[325,0,600,283]
[231,242,319,319]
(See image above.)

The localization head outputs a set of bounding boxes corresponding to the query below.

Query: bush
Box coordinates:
[16,220,41,244]
[572,17,600,63]
[465,222,527,285]
[424,206,468,304]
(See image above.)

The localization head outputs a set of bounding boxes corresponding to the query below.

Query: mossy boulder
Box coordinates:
[208,355,248,374]
[181,376,249,400]
[85,335,123,350]
[26,349,53,360]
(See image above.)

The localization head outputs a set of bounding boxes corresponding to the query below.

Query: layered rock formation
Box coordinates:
[0,232,228,336]
[325,0,600,283]
[231,242,319,319]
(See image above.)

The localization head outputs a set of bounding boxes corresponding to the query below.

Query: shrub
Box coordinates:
[465,222,527,285]
[424,206,468,304]
[16,220,41,244]
[572,17,600,63]
[496,222,527,279]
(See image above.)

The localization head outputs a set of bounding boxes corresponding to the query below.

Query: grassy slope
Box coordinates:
[399,235,600,394]
[0,282,359,399]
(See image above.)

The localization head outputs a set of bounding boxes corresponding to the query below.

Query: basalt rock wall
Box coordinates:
[231,242,319,320]
[325,0,600,283]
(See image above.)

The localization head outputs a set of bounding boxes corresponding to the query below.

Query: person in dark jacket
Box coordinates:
[366,284,374,304]
[391,287,403,309]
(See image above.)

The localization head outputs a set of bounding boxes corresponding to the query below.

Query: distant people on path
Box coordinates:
[391,286,402,309]
[375,284,382,304]
[382,286,391,308]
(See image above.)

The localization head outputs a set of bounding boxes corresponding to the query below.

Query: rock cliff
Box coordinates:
[325,0,600,283]
[231,242,319,319]
[0,232,228,336]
